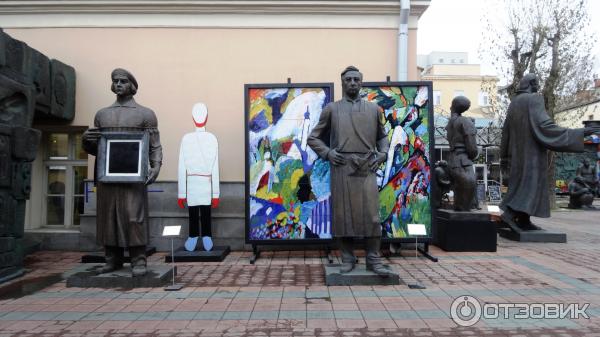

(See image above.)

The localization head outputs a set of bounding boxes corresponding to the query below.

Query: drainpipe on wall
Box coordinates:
[397,0,410,81]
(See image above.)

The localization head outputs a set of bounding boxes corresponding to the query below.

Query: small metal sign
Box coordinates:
[407,224,427,236]
[487,205,500,213]
[162,225,181,237]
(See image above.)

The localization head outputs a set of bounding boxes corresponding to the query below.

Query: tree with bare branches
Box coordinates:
[481,0,597,208]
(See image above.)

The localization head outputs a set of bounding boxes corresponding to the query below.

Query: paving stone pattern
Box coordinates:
[1,209,600,336]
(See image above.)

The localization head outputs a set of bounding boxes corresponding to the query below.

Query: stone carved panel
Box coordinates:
[0,133,10,187]
[13,200,25,238]
[11,127,40,161]
[0,190,16,236]
[0,30,31,84]
[31,49,51,115]
[0,29,77,283]
[50,59,75,121]
[0,251,18,269]
[0,237,15,253]
[0,76,35,128]
[11,162,32,200]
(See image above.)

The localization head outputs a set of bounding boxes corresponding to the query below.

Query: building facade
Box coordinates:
[419,51,498,118]
[0,0,431,250]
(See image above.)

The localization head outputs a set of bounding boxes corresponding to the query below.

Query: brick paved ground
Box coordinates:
[1,208,600,336]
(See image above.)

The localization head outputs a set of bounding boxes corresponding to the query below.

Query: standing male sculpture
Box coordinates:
[82,68,162,277]
[446,96,479,211]
[308,66,392,276]
[500,73,599,231]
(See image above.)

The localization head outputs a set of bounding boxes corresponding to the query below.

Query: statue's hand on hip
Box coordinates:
[368,152,386,171]
[327,149,346,166]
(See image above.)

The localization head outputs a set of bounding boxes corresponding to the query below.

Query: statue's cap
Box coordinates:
[341,65,361,77]
[111,68,138,89]
[451,95,471,114]
[518,73,538,91]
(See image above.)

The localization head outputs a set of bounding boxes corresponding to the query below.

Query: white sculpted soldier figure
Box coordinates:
[82,68,162,277]
[308,66,393,276]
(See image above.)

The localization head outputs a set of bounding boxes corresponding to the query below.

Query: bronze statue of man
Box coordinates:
[308,66,391,276]
[500,73,600,231]
[82,68,162,277]
[568,176,595,209]
[576,158,599,196]
[446,96,479,211]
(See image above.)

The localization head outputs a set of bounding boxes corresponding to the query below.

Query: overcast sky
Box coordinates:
[417,0,600,78]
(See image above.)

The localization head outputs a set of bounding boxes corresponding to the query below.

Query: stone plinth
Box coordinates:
[66,264,173,288]
[498,227,566,243]
[165,246,230,263]
[435,209,497,252]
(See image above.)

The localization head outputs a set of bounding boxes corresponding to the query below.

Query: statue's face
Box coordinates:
[111,74,134,97]
[583,159,590,167]
[342,71,362,98]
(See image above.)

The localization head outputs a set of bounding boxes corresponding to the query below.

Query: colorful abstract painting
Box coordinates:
[246,85,333,241]
[361,84,432,239]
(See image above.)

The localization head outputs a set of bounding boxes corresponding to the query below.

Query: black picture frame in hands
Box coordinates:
[97,131,149,183]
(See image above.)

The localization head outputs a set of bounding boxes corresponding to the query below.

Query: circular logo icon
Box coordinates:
[450,295,482,327]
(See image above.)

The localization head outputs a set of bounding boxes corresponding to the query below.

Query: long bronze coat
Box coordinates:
[307,97,389,237]
[500,92,583,218]
[83,98,162,247]
[446,114,478,210]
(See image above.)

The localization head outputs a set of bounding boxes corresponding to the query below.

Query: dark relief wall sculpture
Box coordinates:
[0,28,76,283]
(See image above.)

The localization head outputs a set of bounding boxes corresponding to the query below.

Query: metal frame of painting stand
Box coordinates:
[245,81,337,264]
[162,226,183,291]
[363,80,437,263]
[383,238,438,262]
[249,242,335,265]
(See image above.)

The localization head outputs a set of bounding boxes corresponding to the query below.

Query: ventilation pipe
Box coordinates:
[398,0,410,81]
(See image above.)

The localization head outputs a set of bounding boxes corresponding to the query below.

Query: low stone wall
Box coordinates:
[26,181,247,251]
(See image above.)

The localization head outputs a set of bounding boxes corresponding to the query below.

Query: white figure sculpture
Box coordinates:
[177,102,220,251]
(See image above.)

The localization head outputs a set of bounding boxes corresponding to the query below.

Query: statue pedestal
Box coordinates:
[66,264,173,288]
[324,264,401,286]
[498,227,566,243]
[0,267,24,284]
[164,246,231,262]
[81,246,157,263]
[435,209,497,252]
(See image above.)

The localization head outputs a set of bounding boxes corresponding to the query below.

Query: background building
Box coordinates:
[419,51,498,118]
[555,79,600,128]
[0,0,431,250]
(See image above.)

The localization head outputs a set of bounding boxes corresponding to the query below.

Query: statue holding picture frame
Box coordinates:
[82,68,163,277]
